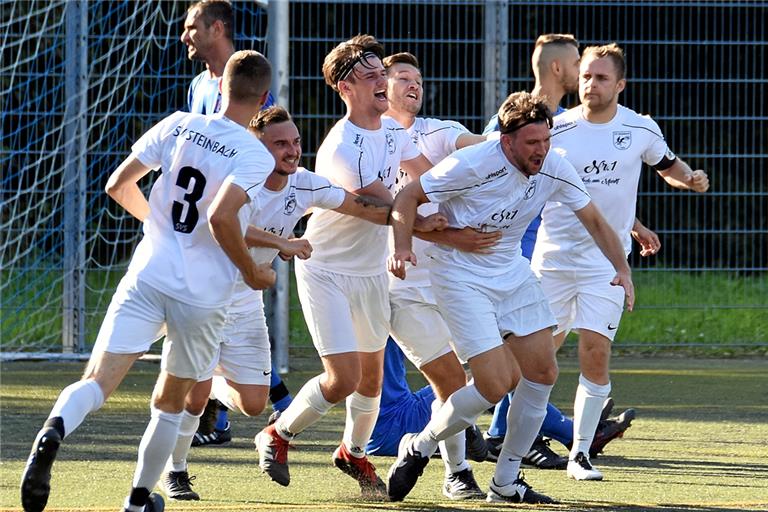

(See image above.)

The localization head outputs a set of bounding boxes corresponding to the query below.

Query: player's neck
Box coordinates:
[532,82,563,113]
[582,103,619,124]
[221,100,261,128]
[205,44,235,79]
[265,172,289,192]
[385,108,415,129]
[347,109,383,131]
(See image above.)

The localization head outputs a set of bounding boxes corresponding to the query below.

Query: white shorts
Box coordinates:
[430,268,556,362]
[295,262,389,357]
[94,275,224,380]
[536,268,625,341]
[199,307,272,385]
[389,286,453,369]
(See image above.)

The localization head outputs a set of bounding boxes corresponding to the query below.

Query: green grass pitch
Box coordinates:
[1,357,766,511]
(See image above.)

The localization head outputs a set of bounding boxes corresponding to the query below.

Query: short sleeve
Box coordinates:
[549,155,591,211]
[131,111,187,169]
[226,143,275,200]
[419,153,479,204]
[304,171,346,210]
[640,116,673,167]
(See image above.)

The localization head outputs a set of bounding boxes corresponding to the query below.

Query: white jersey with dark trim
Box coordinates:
[420,139,590,281]
[228,168,345,314]
[128,111,274,308]
[388,116,469,289]
[534,105,673,271]
[302,116,420,276]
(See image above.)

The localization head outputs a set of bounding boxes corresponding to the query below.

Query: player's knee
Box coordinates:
[527,361,559,386]
[184,393,209,415]
[239,395,268,417]
[323,373,360,403]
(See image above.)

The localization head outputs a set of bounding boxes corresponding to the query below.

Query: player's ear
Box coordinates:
[616,78,626,95]
[211,19,225,38]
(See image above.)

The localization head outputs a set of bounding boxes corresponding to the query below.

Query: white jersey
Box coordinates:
[302,116,420,276]
[228,168,345,314]
[128,111,274,308]
[420,139,590,284]
[534,105,673,271]
[388,116,469,289]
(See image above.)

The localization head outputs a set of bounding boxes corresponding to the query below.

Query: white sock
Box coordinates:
[342,392,381,458]
[571,374,611,459]
[275,375,334,440]
[211,376,240,413]
[49,379,105,438]
[432,399,469,475]
[493,378,552,485]
[412,384,492,458]
[130,406,183,492]
[166,409,201,473]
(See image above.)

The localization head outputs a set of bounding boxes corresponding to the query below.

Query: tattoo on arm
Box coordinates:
[353,194,391,209]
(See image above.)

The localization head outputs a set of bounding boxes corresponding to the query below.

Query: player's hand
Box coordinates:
[414,213,448,233]
[449,227,502,253]
[387,250,417,280]
[687,170,710,192]
[243,262,276,290]
[278,238,312,260]
[610,271,635,312]
[631,224,661,257]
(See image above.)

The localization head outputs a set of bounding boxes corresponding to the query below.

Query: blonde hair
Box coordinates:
[582,43,626,79]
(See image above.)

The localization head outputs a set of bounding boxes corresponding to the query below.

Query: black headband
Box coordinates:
[337,51,380,83]
[500,116,552,135]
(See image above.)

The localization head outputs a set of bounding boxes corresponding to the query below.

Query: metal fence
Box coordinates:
[2,0,766,357]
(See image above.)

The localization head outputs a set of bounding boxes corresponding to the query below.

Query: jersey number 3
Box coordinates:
[172,166,207,233]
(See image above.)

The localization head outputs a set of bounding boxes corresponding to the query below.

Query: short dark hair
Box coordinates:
[498,92,553,134]
[383,52,420,71]
[188,0,233,41]
[249,106,292,135]
[582,43,626,79]
[322,34,385,92]
[223,50,272,103]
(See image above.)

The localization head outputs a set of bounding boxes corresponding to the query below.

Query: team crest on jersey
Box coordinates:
[385,132,396,154]
[613,131,632,150]
[524,179,537,200]
[283,187,297,215]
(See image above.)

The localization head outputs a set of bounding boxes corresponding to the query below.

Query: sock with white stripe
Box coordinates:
[493,378,552,486]
[570,374,611,459]
[342,392,381,458]
[48,379,105,438]
[275,375,334,440]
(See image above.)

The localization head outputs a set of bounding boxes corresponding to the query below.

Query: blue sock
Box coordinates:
[487,394,511,437]
[539,402,573,447]
[214,406,228,431]
[269,362,293,412]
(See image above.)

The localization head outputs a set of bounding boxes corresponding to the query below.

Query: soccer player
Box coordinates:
[254,35,435,497]
[161,105,444,501]
[377,51,491,500]
[482,34,648,468]
[532,42,709,481]
[180,0,287,448]
[20,50,275,512]
[386,91,634,504]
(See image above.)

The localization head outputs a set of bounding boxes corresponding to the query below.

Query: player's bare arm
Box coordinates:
[455,133,487,149]
[657,157,710,192]
[400,153,433,179]
[386,179,426,280]
[209,182,276,290]
[631,217,661,256]
[105,156,152,221]
[245,225,312,260]
[573,201,635,311]
[417,227,502,253]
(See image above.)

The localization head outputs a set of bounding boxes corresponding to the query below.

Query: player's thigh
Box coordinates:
[93,275,166,357]
[226,381,270,416]
[572,270,625,342]
[162,300,226,381]
[348,272,390,353]
[294,264,359,356]
[537,268,579,337]
[496,273,558,340]
[430,275,504,363]
[209,309,272,387]
[389,286,453,370]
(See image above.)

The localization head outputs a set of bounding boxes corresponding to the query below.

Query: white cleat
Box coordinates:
[567,452,604,481]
